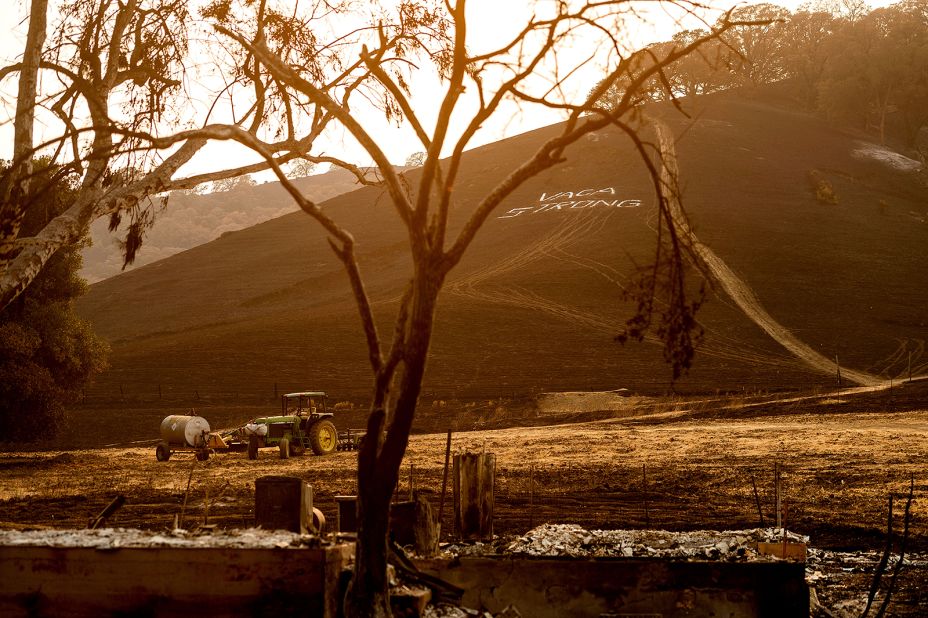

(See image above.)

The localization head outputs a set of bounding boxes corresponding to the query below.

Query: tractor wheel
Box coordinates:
[308,420,337,455]
[155,441,171,462]
[279,437,290,459]
[196,450,209,462]
[247,436,259,460]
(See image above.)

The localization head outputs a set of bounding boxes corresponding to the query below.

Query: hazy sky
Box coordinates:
[0,0,898,181]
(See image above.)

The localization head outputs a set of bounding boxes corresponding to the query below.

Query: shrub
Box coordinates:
[808,169,839,204]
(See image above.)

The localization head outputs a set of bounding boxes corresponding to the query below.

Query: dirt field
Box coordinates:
[4,402,924,541]
[2,387,926,614]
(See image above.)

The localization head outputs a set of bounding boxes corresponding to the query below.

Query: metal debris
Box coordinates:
[0,527,325,550]
[423,605,492,618]
[445,524,808,561]
[805,547,928,617]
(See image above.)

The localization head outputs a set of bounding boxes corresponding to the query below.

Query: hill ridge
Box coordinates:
[75,92,928,404]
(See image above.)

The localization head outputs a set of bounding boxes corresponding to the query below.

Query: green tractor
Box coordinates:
[241,392,338,459]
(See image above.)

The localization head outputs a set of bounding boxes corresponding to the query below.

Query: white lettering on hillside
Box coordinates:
[498,187,642,219]
[538,187,616,201]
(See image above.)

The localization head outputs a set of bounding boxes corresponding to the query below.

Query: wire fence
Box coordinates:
[76,377,921,411]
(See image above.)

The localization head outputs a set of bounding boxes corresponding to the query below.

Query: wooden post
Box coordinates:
[413,494,439,557]
[453,453,495,541]
[334,496,357,533]
[438,430,452,534]
[781,499,788,555]
[390,494,439,557]
[179,458,196,530]
[751,475,765,527]
[775,463,782,529]
[643,464,650,527]
[88,495,126,530]
[529,464,534,530]
[254,476,313,534]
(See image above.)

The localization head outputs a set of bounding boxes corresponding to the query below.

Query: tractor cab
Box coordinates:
[282,391,328,420]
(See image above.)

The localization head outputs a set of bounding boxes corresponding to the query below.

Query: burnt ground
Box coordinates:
[73,93,928,407]
[1,383,927,615]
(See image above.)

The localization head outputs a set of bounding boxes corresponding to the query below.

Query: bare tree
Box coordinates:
[202,3,758,615]
[2,1,761,615]
[404,151,426,167]
[286,158,319,179]
[210,174,256,193]
[717,3,790,88]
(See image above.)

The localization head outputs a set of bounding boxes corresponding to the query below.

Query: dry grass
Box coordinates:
[2,407,925,550]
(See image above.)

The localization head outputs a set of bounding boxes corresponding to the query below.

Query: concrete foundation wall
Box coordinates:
[0,543,351,618]
[416,556,809,617]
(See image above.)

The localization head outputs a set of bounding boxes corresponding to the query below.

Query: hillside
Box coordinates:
[75,92,928,408]
[79,167,368,283]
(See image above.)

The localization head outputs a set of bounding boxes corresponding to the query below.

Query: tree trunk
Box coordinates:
[0,138,206,312]
[879,101,887,146]
[0,0,48,269]
[345,416,393,617]
[345,266,443,617]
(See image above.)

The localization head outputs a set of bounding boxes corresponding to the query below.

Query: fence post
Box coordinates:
[453,452,495,541]
[643,463,650,527]
[438,430,452,535]
[775,462,782,529]
[254,476,313,534]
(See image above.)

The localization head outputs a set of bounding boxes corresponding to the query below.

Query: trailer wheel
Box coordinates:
[279,437,290,459]
[247,436,259,460]
[309,420,337,455]
[155,441,171,462]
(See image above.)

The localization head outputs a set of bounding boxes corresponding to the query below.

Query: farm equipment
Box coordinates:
[231,392,339,459]
[155,415,227,462]
[337,428,365,451]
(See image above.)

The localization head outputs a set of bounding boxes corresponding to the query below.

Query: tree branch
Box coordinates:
[216,26,416,229]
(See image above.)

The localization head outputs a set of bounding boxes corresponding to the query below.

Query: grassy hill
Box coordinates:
[75,92,928,413]
[79,167,368,283]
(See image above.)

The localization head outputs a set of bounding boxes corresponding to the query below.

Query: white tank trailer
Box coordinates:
[156,415,212,462]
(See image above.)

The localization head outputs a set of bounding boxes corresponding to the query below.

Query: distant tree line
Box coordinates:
[594,0,928,147]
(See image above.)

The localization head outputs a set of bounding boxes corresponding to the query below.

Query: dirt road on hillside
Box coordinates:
[446,200,797,373]
[651,117,881,387]
[448,211,622,335]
